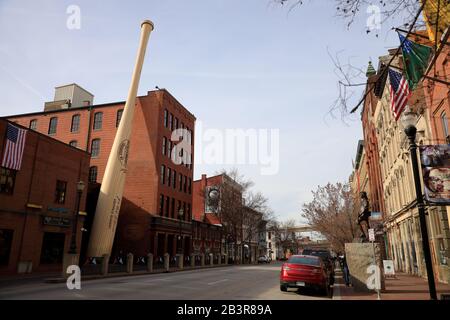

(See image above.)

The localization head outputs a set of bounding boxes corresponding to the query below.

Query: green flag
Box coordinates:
[398,33,433,90]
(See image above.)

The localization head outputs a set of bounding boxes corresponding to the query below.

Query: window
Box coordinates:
[0,229,13,266]
[441,112,449,138]
[171,198,175,218]
[168,141,173,159]
[93,112,103,130]
[162,137,167,156]
[29,119,37,130]
[188,178,192,194]
[167,168,172,187]
[177,200,181,217]
[89,166,98,183]
[187,203,191,221]
[169,113,173,130]
[165,196,170,217]
[175,117,179,129]
[91,139,101,157]
[71,114,80,132]
[116,109,123,128]
[164,109,168,128]
[161,165,166,184]
[179,174,183,191]
[48,117,58,135]
[183,175,187,193]
[0,167,16,195]
[173,170,177,189]
[69,140,78,148]
[40,232,65,264]
[183,202,186,221]
[55,180,67,204]
[159,194,164,216]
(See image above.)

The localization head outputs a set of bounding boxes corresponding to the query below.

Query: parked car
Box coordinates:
[258,256,270,264]
[280,255,330,296]
[301,249,335,285]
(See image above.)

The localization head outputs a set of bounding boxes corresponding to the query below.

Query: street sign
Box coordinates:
[383,260,395,277]
[368,228,375,242]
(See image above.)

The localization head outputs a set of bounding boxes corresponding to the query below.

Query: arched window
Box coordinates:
[91,139,101,157]
[441,111,449,138]
[48,117,58,135]
[89,166,98,183]
[29,119,37,130]
[71,114,80,132]
[69,140,78,148]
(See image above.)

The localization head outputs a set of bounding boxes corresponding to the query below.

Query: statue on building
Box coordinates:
[357,192,371,242]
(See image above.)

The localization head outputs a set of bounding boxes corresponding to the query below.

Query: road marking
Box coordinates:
[207,279,229,286]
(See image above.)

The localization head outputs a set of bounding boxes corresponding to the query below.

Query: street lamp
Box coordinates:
[69,181,85,254]
[178,207,184,254]
[400,107,437,300]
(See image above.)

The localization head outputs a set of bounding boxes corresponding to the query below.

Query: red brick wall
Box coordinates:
[0,119,90,274]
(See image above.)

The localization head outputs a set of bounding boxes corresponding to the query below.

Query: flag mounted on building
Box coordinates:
[398,33,433,90]
[388,68,411,121]
[1,123,27,170]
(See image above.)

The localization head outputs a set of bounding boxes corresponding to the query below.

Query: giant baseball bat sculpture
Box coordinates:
[87,20,154,258]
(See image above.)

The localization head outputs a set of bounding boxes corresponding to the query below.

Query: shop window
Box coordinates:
[0,229,13,266]
[0,167,16,195]
[40,232,65,264]
[55,180,67,204]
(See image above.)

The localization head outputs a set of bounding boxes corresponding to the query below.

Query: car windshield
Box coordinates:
[303,250,331,260]
[287,256,320,266]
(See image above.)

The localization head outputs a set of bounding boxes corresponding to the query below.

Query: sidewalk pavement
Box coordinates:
[333,268,450,300]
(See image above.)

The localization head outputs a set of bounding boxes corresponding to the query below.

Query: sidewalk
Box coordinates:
[333,269,450,300]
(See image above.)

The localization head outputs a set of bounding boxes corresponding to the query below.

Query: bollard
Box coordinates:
[224,254,228,265]
[177,254,184,270]
[201,254,205,267]
[209,253,214,266]
[101,254,110,276]
[217,254,221,266]
[147,253,153,272]
[190,254,195,268]
[127,253,134,274]
[164,253,170,272]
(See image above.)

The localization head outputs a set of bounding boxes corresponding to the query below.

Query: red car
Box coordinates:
[280,255,330,295]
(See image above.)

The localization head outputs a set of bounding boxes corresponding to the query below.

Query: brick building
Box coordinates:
[0,119,90,274]
[6,86,196,261]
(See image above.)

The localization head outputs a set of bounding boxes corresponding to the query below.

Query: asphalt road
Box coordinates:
[0,262,332,300]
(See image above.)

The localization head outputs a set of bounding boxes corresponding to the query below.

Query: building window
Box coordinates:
[93,112,103,130]
[183,175,187,193]
[29,119,37,130]
[165,196,170,217]
[71,114,80,132]
[40,232,65,264]
[179,174,182,191]
[441,112,449,138]
[48,117,58,135]
[0,229,13,266]
[159,194,164,216]
[161,165,166,184]
[167,168,172,187]
[116,109,123,128]
[89,166,98,183]
[187,203,191,221]
[91,139,100,157]
[164,109,168,128]
[162,137,167,156]
[55,180,67,204]
[173,170,177,189]
[188,178,192,194]
[177,200,181,217]
[168,140,173,159]
[171,198,175,218]
[0,167,16,195]
[169,113,173,130]
[182,202,186,221]
[175,117,179,130]
[69,140,78,148]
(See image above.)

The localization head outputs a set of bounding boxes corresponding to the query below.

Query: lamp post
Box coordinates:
[178,208,184,254]
[401,107,437,300]
[69,181,85,254]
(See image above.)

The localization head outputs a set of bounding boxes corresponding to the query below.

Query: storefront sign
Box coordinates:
[42,216,71,227]
[47,207,69,214]
[419,145,450,204]
[383,260,395,276]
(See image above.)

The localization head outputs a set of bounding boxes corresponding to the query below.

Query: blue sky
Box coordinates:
[0,0,404,223]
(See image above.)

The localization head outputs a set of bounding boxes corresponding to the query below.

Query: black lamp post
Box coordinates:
[401,108,437,300]
[178,208,184,254]
[69,181,85,254]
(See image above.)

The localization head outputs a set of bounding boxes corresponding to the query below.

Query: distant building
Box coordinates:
[0,119,90,274]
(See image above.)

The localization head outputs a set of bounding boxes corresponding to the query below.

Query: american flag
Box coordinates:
[388,68,411,121]
[1,123,27,170]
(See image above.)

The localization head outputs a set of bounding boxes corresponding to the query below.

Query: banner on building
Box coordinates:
[419,145,450,204]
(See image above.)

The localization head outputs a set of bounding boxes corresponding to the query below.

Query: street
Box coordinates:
[0,262,332,300]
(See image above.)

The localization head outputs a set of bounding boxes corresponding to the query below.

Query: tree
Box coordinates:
[301,182,358,253]
[271,218,298,258]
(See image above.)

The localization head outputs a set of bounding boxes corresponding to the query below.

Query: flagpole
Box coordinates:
[87,20,154,258]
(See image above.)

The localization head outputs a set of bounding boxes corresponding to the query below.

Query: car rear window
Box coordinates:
[287,256,320,266]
